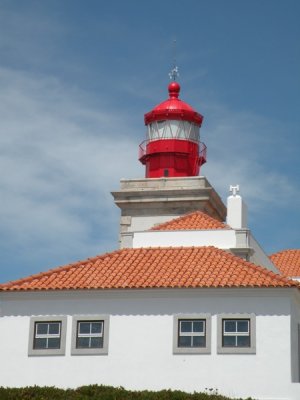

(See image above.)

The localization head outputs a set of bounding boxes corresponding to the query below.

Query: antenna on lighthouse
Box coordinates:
[169,39,179,81]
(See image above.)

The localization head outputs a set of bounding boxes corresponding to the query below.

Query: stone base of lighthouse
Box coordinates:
[111,176,226,248]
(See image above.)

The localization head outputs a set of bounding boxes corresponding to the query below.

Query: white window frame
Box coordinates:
[77,320,103,349]
[173,314,211,354]
[28,316,67,356]
[34,321,61,348]
[217,313,256,354]
[71,315,109,355]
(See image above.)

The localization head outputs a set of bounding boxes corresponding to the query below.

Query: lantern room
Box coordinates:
[139,81,207,178]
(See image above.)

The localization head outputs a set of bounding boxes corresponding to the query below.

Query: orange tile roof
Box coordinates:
[0,246,297,291]
[150,211,229,231]
[270,249,300,277]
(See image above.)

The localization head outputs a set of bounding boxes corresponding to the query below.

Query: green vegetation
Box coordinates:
[0,385,253,400]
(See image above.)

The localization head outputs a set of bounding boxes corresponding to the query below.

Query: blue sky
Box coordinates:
[0,0,299,283]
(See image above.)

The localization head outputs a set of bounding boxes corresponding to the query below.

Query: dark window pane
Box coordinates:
[36,323,48,335]
[224,320,236,333]
[90,337,103,348]
[223,336,236,347]
[180,321,192,333]
[178,336,192,347]
[237,336,250,347]
[77,337,90,348]
[237,320,249,333]
[193,321,204,333]
[79,322,91,334]
[91,322,102,334]
[49,323,60,335]
[193,336,206,347]
[48,338,60,349]
[34,338,47,349]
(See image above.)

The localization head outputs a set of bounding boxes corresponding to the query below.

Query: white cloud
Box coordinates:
[200,100,300,212]
[0,67,143,279]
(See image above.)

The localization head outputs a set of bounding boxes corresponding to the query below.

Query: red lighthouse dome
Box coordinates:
[139,82,207,178]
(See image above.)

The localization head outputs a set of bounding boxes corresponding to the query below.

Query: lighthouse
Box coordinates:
[112,74,226,247]
[139,80,207,178]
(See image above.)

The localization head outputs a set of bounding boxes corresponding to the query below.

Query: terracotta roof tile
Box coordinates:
[150,211,229,231]
[0,246,297,292]
[270,249,300,277]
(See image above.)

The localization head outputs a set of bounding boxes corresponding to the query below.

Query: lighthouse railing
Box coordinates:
[199,142,207,163]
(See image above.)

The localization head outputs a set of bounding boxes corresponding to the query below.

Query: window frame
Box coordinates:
[217,313,256,354]
[28,316,67,356]
[71,315,109,355]
[173,314,211,354]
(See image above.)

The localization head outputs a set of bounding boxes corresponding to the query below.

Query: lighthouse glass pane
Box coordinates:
[169,121,180,138]
[182,122,199,141]
[146,125,151,140]
[147,120,199,141]
[147,122,161,140]
[191,123,200,141]
[157,121,166,137]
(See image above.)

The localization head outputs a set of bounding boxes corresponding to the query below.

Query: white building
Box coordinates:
[1,80,300,400]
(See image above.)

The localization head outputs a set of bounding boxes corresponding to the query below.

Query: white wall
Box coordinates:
[130,215,177,232]
[249,234,280,273]
[291,296,300,383]
[227,194,248,229]
[1,288,299,400]
[132,229,236,249]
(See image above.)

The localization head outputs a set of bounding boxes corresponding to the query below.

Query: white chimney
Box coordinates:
[227,185,248,229]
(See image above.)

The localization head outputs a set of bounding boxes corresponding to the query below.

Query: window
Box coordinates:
[178,319,206,347]
[217,314,256,354]
[71,315,109,355]
[28,316,67,356]
[222,319,250,347]
[77,321,103,349]
[173,314,211,354]
[34,321,61,349]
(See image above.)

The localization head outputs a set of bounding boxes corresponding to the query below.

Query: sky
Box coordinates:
[0,0,299,283]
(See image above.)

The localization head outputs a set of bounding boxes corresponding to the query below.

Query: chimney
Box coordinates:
[227,185,248,229]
